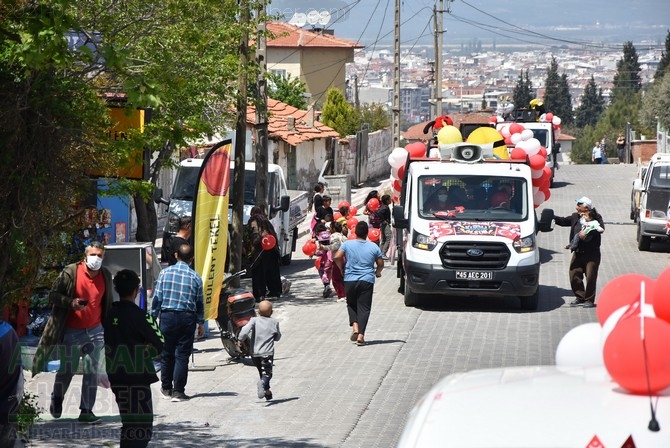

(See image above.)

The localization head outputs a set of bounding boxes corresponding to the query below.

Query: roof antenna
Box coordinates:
[640,281,660,432]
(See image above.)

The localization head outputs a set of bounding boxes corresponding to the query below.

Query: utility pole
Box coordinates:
[392,0,401,147]
[231,0,250,278]
[254,0,268,214]
[434,0,444,117]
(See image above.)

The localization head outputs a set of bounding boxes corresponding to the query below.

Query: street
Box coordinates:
[23,162,669,447]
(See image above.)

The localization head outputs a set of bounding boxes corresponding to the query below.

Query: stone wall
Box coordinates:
[631,140,658,163]
[334,128,393,185]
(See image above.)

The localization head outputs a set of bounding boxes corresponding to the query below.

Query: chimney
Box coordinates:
[307,106,315,127]
[287,116,295,131]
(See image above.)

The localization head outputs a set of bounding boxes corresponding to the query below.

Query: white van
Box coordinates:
[632,153,670,251]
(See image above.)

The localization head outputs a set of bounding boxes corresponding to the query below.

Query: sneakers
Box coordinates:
[337,297,346,303]
[322,285,332,298]
[264,389,273,401]
[381,255,389,261]
[160,388,172,400]
[569,299,585,307]
[50,396,63,419]
[170,391,191,402]
[78,410,101,424]
[582,301,596,308]
[256,380,265,399]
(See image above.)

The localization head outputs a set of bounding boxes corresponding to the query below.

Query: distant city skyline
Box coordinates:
[269,0,670,49]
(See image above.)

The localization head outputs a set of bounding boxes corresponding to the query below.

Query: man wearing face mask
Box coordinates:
[32,240,113,424]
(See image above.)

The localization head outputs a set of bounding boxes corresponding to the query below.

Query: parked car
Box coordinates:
[631,153,670,250]
[630,164,648,222]
[397,365,670,448]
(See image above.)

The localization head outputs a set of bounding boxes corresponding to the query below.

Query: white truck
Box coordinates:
[631,152,670,251]
[496,114,559,187]
[157,158,309,265]
[392,143,553,310]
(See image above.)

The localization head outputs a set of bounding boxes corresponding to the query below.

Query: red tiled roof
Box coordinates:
[247,98,340,146]
[403,113,492,140]
[267,22,363,49]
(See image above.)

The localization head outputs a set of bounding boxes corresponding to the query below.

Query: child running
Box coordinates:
[238,301,281,401]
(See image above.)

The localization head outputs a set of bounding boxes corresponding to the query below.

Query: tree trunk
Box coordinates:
[133,193,158,244]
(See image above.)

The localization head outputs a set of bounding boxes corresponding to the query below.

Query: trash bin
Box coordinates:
[323,174,351,208]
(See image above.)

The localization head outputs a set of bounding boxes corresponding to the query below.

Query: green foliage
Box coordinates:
[359,103,391,132]
[267,72,307,109]
[17,390,43,438]
[321,88,358,137]
[542,59,573,124]
[512,70,534,111]
[640,72,670,132]
[655,30,670,81]
[612,41,642,102]
[575,75,605,128]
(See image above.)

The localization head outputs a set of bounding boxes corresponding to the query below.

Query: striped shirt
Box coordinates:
[151,261,204,324]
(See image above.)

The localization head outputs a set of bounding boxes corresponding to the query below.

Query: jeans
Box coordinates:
[52,324,105,412]
[252,355,274,391]
[159,312,196,393]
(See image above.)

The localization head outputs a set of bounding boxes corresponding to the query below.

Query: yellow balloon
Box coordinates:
[437,125,463,145]
[466,126,508,160]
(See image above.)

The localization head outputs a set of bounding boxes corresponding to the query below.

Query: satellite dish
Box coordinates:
[306,10,320,25]
[289,12,307,27]
[318,11,331,26]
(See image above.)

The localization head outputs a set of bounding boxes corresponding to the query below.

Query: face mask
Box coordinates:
[86,255,103,271]
[438,194,448,201]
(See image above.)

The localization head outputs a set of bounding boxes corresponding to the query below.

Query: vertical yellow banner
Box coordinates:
[193,141,232,320]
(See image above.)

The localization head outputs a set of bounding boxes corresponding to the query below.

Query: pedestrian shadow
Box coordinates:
[192,391,239,398]
[264,396,300,406]
[360,339,406,346]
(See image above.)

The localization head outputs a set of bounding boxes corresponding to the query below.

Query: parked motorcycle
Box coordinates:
[215,270,256,360]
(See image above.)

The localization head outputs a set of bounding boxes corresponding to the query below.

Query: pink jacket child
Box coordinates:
[314,224,333,298]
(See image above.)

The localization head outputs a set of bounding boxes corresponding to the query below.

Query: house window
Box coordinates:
[271,69,286,79]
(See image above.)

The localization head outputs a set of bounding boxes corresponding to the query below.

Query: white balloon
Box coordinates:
[391,165,400,179]
[511,133,523,145]
[518,138,541,156]
[500,125,511,138]
[531,168,544,179]
[521,129,534,141]
[552,116,562,125]
[388,147,408,169]
[496,116,504,123]
[556,323,605,368]
[533,190,546,205]
[539,113,547,122]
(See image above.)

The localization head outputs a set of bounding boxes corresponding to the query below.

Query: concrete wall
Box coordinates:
[333,128,393,185]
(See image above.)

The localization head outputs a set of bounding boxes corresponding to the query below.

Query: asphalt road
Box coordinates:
[22,162,670,448]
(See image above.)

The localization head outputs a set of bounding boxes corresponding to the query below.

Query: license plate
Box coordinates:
[456,271,493,280]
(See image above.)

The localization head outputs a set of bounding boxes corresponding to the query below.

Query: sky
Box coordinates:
[269,0,670,49]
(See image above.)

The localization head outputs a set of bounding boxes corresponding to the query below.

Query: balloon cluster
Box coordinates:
[498,122,553,208]
[556,268,670,395]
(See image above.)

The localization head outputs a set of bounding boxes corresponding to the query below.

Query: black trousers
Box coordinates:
[252,355,274,390]
[111,384,154,448]
[345,280,374,335]
[252,250,282,299]
[569,250,601,303]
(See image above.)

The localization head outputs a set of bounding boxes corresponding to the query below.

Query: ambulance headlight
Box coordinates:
[512,234,536,253]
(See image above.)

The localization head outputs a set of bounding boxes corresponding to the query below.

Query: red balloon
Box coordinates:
[393,179,402,191]
[529,154,546,170]
[348,206,358,217]
[397,165,405,180]
[347,230,357,240]
[368,228,381,242]
[509,123,524,135]
[367,198,380,212]
[407,142,427,158]
[538,146,547,158]
[314,257,321,270]
[333,211,342,221]
[545,113,554,122]
[541,187,551,202]
[261,234,276,251]
[543,165,552,178]
[338,200,350,210]
[510,147,526,160]
[302,240,317,257]
[347,217,359,229]
[489,116,497,123]
[653,267,670,323]
[392,194,399,203]
[504,136,513,146]
[603,316,670,394]
[597,274,656,326]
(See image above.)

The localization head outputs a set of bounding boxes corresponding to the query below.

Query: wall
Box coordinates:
[631,140,658,163]
[334,128,393,184]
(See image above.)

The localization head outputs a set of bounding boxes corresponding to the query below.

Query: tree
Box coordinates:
[359,103,391,132]
[575,75,605,128]
[654,30,670,81]
[542,58,572,124]
[321,88,358,137]
[267,72,308,109]
[611,41,642,102]
[0,0,247,304]
[640,70,670,132]
[512,70,534,111]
